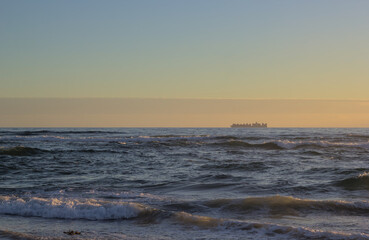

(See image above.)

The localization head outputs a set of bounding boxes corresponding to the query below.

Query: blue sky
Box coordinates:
[1,0,369,99]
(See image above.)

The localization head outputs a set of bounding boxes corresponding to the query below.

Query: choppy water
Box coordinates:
[1,128,369,239]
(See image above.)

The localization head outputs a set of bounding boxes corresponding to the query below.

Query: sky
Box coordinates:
[1,98,369,128]
[1,0,369,127]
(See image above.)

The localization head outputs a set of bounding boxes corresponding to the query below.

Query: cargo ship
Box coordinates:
[231,122,267,128]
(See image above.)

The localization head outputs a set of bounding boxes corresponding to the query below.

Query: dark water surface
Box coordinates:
[1,128,369,239]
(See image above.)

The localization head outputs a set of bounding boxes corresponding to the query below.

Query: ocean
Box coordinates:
[1,128,369,239]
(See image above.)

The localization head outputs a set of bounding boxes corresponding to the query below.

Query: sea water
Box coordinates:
[1,128,369,239]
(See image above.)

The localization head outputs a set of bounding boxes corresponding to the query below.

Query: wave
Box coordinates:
[18,130,51,136]
[2,134,369,152]
[0,196,155,220]
[174,212,369,239]
[213,135,267,141]
[201,161,268,171]
[128,135,210,142]
[0,146,122,156]
[3,209,367,240]
[0,135,211,144]
[346,134,369,140]
[204,195,369,216]
[212,141,283,150]
[1,135,114,142]
[1,193,369,239]
[302,150,323,155]
[0,146,44,156]
[275,140,369,150]
[16,130,117,136]
[211,139,369,150]
[337,172,369,190]
[214,135,240,141]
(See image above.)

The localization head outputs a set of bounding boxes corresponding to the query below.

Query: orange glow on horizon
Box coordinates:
[0,98,368,128]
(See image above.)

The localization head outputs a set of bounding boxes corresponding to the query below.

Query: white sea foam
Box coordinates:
[358,172,369,178]
[0,196,153,220]
[84,190,169,204]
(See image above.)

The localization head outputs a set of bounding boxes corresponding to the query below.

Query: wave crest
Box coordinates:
[0,196,154,220]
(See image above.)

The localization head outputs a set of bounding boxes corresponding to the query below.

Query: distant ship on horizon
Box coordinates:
[231,122,268,128]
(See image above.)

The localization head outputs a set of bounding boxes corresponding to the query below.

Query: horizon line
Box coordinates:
[0,126,368,129]
[1,97,369,102]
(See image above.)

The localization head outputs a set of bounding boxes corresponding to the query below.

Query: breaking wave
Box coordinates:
[1,193,369,239]
[0,196,155,220]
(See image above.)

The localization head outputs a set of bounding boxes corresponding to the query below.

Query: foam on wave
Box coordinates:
[0,196,154,220]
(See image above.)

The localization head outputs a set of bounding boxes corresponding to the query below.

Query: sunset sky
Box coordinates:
[1,0,369,127]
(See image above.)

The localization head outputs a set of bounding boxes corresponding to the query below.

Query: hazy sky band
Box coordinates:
[1,98,369,127]
[1,0,369,99]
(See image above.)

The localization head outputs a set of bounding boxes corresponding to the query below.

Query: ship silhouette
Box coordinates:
[231,122,267,128]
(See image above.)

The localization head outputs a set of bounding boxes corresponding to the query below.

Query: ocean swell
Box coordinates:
[173,212,369,240]
[204,195,369,215]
